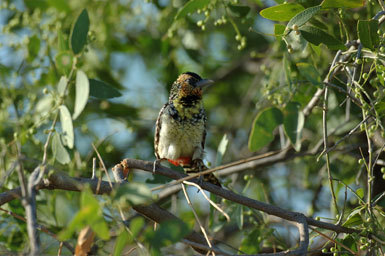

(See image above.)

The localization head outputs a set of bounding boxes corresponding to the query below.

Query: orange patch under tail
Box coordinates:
[167,157,192,167]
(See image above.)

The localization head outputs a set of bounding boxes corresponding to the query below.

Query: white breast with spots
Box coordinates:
[157,113,204,161]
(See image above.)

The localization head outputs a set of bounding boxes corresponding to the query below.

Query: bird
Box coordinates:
[154,72,221,187]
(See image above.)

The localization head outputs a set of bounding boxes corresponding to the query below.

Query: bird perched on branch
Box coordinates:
[154,72,221,186]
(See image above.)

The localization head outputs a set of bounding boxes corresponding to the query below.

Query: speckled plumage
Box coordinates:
[154,72,221,186]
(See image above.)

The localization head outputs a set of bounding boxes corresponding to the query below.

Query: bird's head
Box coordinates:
[169,72,214,106]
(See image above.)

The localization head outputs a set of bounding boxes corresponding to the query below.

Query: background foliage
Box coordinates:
[1,0,385,255]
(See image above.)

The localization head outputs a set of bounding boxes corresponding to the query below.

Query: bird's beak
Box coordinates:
[195,79,214,89]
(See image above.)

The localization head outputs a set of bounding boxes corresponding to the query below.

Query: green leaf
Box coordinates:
[89,79,122,99]
[113,182,153,206]
[59,189,110,240]
[27,35,40,61]
[58,31,69,51]
[228,4,250,17]
[57,76,68,96]
[357,20,379,50]
[321,0,364,8]
[235,205,244,230]
[70,9,90,54]
[283,102,304,151]
[296,62,322,86]
[239,229,261,254]
[59,105,74,149]
[274,24,286,36]
[174,0,209,20]
[215,134,229,166]
[356,188,364,199]
[55,51,73,75]
[113,229,130,256]
[260,3,305,22]
[343,206,364,227]
[145,220,190,252]
[300,25,347,50]
[47,0,71,12]
[73,70,89,120]
[248,108,283,152]
[52,133,70,164]
[286,5,321,31]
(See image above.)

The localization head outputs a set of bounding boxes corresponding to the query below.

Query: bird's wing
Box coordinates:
[154,103,169,159]
[201,109,207,152]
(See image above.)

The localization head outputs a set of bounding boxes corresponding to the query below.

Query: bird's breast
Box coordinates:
[157,109,205,161]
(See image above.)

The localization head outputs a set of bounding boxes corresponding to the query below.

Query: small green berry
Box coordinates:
[381,167,385,173]
[197,20,203,27]
[43,88,49,94]
[321,248,327,253]
[358,158,364,165]
[355,58,362,65]
[362,73,369,79]
[380,46,385,53]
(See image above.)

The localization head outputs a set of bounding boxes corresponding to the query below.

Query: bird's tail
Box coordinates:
[183,161,221,187]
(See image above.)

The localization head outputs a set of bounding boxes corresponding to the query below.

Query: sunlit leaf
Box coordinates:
[89,79,122,99]
[175,0,208,20]
[248,108,283,152]
[113,229,130,256]
[59,105,74,149]
[286,5,321,31]
[57,76,68,96]
[343,206,364,227]
[283,102,304,151]
[52,133,70,164]
[215,134,229,166]
[357,20,379,50]
[260,3,305,22]
[73,70,89,120]
[321,0,364,8]
[59,189,110,240]
[70,9,90,54]
[274,24,286,36]
[239,229,261,254]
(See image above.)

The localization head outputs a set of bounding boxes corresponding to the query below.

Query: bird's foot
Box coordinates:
[153,159,162,174]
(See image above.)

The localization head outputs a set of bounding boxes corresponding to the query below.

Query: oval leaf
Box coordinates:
[300,25,346,50]
[248,107,283,152]
[113,182,153,206]
[283,102,304,151]
[52,133,71,164]
[260,3,305,22]
[357,20,379,50]
[73,70,90,120]
[215,134,229,166]
[296,62,322,86]
[286,5,321,31]
[89,79,122,99]
[59,105,74,149]
[321,0,364,8]
[70,9,90,54]
[175,0,209,20]
[274,24,286,36]
[57,76,68,96]
[55,51,73,75]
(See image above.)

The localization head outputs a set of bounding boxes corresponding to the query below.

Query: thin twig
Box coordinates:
[181,184,213,253]
[183,181,230,222]
[310,227,357,255]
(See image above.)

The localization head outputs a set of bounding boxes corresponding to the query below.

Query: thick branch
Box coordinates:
[127,158,358,235]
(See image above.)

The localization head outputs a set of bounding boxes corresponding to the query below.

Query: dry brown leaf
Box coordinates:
[75,226,95,256]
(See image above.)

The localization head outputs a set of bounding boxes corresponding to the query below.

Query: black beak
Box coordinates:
[195,79,214,88]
